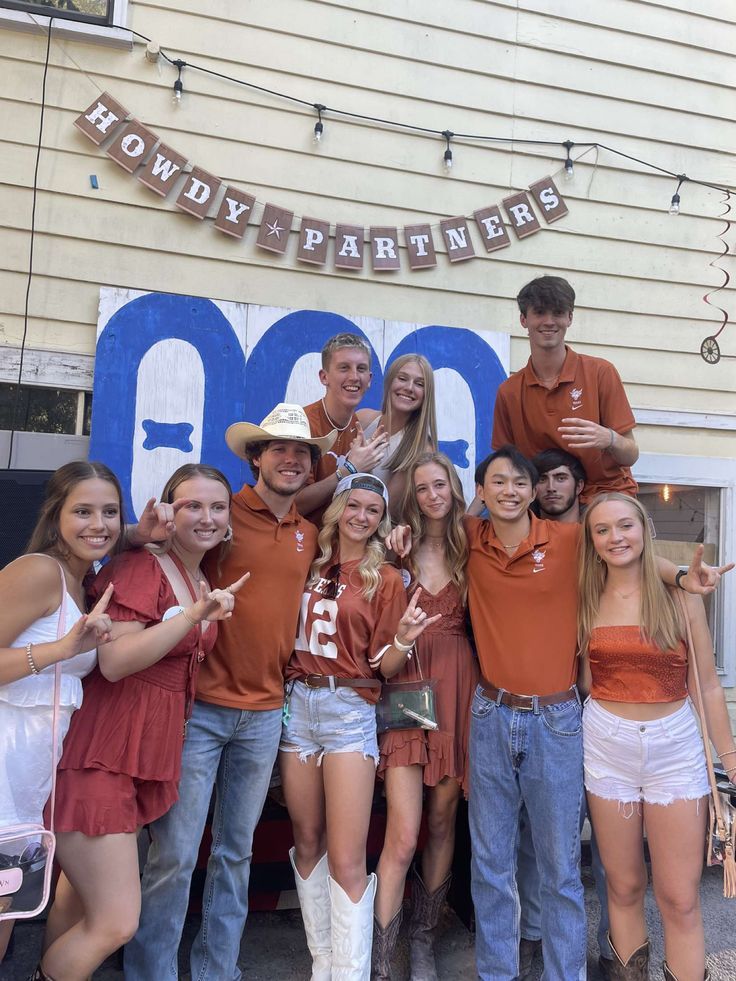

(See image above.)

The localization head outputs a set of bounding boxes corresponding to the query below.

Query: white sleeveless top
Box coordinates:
[0,591,96,710]
[362,416,405,486]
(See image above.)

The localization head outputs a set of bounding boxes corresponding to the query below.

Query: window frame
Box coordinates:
[0,0,131,47]
[634,450,736,686]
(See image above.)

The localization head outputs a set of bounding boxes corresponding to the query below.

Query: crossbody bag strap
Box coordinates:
[675,591,722,807]
[49,559,66,833]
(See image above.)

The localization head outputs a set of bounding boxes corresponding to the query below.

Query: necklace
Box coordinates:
[423,535,445,550]
[611,586,640,600]
[502,543,521,549]
[321,398,353,433]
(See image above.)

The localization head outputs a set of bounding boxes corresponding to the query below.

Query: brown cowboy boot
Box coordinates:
[407,868,451,981]
[607,933,649,979]
[371,907,403,980]
[663,964,711,980]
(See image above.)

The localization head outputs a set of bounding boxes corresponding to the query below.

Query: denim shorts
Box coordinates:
[583,698,710,806]
[280,681,379,765]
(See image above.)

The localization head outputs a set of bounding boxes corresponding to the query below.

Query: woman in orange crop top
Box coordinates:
[578,492,736,981]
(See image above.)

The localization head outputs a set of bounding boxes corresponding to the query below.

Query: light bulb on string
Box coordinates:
[563,140,574,181]
[313,103,326,143]
[669,174,688,215]
[442,130,454,172]
[172,59,186,106]
[662,484,671,503]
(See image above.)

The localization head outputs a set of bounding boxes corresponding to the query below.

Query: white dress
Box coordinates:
[0,592,96,826]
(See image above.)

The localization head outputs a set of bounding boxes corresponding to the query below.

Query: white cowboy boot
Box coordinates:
[329,873,377,980]
[290,848,331,981]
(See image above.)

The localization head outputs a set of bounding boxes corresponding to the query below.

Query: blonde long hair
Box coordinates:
[309,484,393,602]
[578,492,683,653]
[380,354,438,473]
[400,451,468,603]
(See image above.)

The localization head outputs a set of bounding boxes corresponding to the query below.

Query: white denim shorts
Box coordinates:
[280,681,379,766]
[583,697,710,806]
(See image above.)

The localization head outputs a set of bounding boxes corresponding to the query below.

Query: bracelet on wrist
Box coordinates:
[718,749,736,759]
[608,428,615,449]
[335,466,348,481]
[674,568,688,591]
[26,642,39,676]
[392,634,414,654]
[343,458,357,474]
[181,608,200,627]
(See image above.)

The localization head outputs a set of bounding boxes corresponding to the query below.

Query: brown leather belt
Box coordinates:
[297,674,381,691]
[479,681,577,711]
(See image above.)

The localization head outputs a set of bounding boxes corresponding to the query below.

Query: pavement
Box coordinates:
[3,865,735,980]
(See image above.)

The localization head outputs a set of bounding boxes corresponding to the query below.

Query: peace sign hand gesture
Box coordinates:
[61,583,114,658]
[394,588,442,648]
[185,572,250,624]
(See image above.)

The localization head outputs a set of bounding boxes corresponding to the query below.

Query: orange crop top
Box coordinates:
[588,625,688,703]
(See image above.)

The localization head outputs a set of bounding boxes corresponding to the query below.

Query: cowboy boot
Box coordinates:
[290,848,332,981]
[329,873,377,980]
[607,933,649,979]
[371,907,403,980]
[407,868,451,981]
[663,965,711,980]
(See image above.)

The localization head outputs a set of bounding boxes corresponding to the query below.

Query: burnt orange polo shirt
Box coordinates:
[492,346,637,502]
[465,513,580,696]
[303,399,360,525]
[198,485,317,711]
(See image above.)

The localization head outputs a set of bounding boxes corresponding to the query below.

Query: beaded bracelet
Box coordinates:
[393,634,414,654]
[181,608,200,627]
[26,642,39,675]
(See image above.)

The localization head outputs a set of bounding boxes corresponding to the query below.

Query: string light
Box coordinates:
[563,140,574,181]
[669,174,688,215]
[132,30,730,196]
[172,59,185,106]
[313,103,325,143]
[662,484,671,503]
[442,130,453,172]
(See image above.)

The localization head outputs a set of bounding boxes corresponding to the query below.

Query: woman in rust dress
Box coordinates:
[37,465,249,981]
[373,451,478,981]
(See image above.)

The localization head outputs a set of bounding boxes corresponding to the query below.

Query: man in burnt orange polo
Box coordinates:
[492,276,639,503]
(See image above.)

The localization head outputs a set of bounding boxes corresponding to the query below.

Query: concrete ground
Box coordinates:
[4,865,735,980]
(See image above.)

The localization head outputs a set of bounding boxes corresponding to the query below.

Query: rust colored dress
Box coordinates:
[52,549,217,834]
[378,581,478,796]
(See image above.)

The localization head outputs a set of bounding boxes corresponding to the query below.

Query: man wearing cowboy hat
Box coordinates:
[126,404,336,981]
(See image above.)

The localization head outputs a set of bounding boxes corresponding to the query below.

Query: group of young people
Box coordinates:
[0,275,733,981]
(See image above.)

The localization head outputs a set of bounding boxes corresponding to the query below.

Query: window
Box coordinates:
[0,0,129,45]
[641,482,722,665]
[0,0,113,27]
[0,383,91,436]
[635,451,736,684]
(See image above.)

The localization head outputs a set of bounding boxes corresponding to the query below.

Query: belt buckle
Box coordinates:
[516,698,534,711]
[305,675,320,689]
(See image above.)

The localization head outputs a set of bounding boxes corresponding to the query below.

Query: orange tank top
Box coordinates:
[589,625,687,703]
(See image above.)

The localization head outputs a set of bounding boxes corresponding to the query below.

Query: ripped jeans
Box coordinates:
[279,680,379,765]
[583,698,710,806]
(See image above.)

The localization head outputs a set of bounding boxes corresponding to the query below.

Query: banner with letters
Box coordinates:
[75,94,569,272]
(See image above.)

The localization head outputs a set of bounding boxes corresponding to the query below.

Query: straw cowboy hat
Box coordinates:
[225,403,337,459]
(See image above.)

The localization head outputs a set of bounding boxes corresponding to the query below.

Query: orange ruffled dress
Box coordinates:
[378,581,478,796]
[52,549,217,835]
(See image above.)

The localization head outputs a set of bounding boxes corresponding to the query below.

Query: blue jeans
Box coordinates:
[469,686,586,981]
[517,799,611,958]
[124,699,283,981]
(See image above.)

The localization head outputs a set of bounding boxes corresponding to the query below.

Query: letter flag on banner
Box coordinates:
[502,191,541,240]
[74,93,128,145]
[371,227,401,271]
[105,120,159,174]
[176,167,222,218]
[473,205,511,252]
[138,144,189,197]
[214,187,255,239]
[405,224,437,269]
[297,217,330,265]
[440,217,476,262]
[528,177,569,224]
[334,225,364,269]
[256,203,294,253]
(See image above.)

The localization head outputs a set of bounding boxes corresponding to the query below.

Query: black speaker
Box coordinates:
[0,470,52,568]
